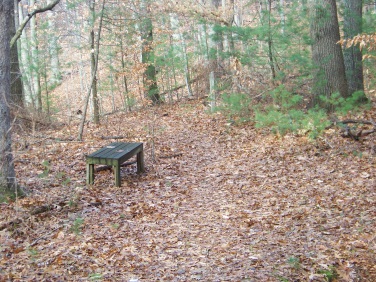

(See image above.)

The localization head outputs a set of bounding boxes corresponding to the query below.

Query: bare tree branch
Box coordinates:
[10,0,60,48]
[334,119,376,140]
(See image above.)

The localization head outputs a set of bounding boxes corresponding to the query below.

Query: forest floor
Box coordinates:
[1,100,375,281]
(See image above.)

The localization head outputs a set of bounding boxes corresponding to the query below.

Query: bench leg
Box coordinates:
[114,164,121,187]
[87,164,95,185]
[137,151,145,173]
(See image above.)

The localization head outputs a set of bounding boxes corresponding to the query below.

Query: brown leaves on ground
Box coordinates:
[1,100,375,281]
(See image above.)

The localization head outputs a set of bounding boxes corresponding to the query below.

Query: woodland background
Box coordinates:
[0,0,375,281]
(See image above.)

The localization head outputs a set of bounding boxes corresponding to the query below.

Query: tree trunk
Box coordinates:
[30,0,42,111]
[170,13,193,97]
[309,0,349,109]
[91,30,100,124]
[90,0,100,124]
[267,0,276,80]
[10,0,24,108]
[233,0,242,53]
[77,0,105,140]
[119,39,131,111]
[0,0,21,198]
[209,71,216,112]
[46,0,61,86]
[18,1,34,106]
[140,0,161,104]
[342,0,366,99]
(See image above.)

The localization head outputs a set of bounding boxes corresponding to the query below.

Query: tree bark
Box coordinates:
[10,0,23,108]
[10,0,60,48]
[0,0,21,198]
[90,0,100,125]
[18,1,34,106]
[46,0,61,86]
[342,0,366,99]
[309,0,349,109]
[30,0,42,111]
[267,0,276,80]
[209,71,216,112]
[170,13,193,97]
[77,0,105,141]
[140,0,161,104]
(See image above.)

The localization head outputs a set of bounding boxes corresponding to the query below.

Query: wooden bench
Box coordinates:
[86,142,145,187]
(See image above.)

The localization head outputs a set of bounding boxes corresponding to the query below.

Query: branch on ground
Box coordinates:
[332,118,376,140]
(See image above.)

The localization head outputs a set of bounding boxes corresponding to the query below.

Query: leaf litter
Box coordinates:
[1,100,375,281]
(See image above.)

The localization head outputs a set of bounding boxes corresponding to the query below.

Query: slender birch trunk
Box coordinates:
[90,0,100,124]
[18,2,33,106]
[30,0,42,111]
[46,0,61,86]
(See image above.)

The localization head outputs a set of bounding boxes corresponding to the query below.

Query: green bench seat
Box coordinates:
[86,142,145,187]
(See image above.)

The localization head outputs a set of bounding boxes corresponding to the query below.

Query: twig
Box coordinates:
[100,136,126,140]
[159,153,183,159]
[30,226,61,247]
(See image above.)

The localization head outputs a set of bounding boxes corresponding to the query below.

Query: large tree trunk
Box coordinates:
[342,0,366,99]
[140,0,161,104]
[309,0,349,109]
[0,0,21,198]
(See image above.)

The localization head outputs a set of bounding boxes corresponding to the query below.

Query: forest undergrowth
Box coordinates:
[1,100,375,281]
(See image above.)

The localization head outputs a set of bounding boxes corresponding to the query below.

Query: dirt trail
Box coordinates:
[1,101,375,281]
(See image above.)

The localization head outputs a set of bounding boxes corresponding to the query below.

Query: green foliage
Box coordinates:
[124,94,137,111]
[270,85,303,111]
[88,273,103,281]
[28,247,39,262]
[255,86,304,135]
[275,275,290,282]
[287,256,301,269]
[255,109,303,135]
[318,266,338,282]
[319,91,370,114]
[71,217,84,235]
[302,109,331,139]
[352,150,363,158]
[57,172,71,186]
[218,92,251,123]
[38,160,51,178]
[255,85,330,138]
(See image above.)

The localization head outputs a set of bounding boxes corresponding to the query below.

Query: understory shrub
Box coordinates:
[218,85,369,139]
[255,85,330,138]
[319,91,371,114]
[218,92,252,122]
